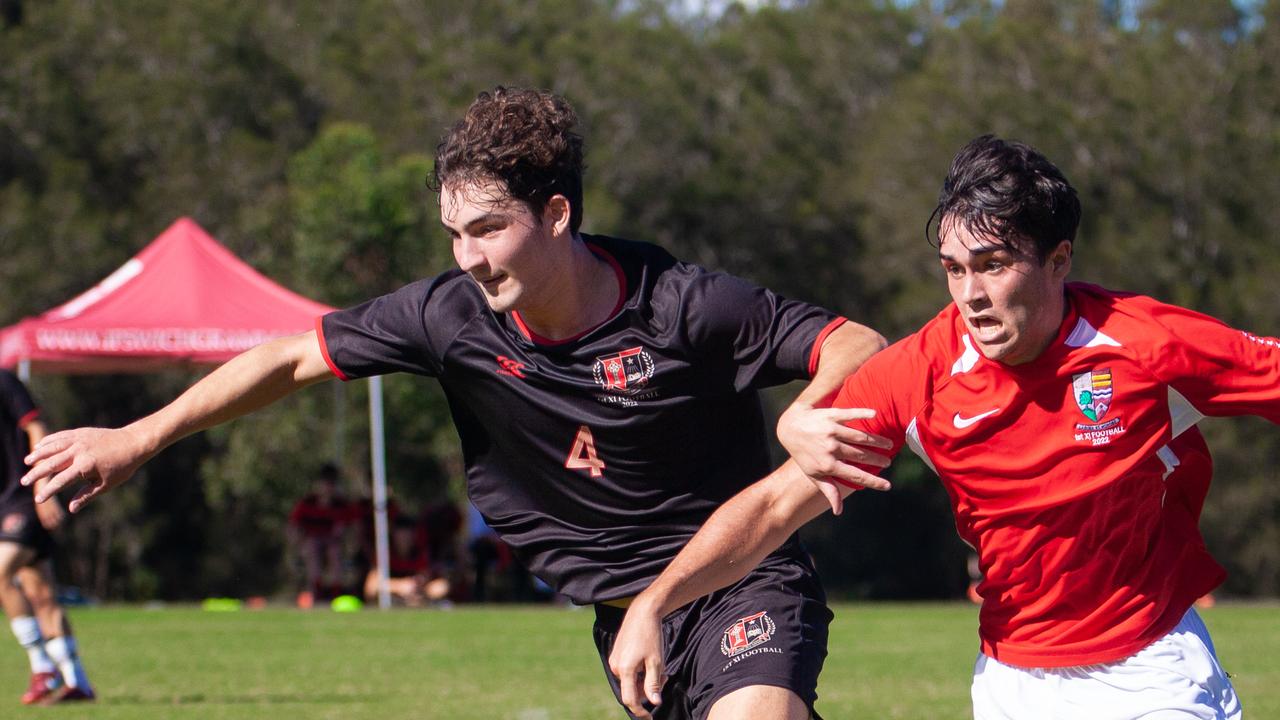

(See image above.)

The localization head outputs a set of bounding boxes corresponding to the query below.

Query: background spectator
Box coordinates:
[287,463,349,607]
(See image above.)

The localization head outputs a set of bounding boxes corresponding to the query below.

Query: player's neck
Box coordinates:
[517,236,619,341]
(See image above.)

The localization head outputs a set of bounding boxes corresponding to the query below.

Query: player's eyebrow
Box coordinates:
[939,242,1004,261]
[441,212,509,235]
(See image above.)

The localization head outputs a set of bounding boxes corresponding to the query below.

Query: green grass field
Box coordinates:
[3,602,1275,719]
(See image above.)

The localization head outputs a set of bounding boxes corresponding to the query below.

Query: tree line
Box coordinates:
[1,0,1277,600]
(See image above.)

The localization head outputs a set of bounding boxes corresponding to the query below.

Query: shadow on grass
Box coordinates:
[99,692,377,706]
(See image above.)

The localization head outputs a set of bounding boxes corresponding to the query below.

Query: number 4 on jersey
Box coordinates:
[565,425,605,478]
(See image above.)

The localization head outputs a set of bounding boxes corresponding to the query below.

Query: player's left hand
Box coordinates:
[607,600,668,719]
[777,404,892,480]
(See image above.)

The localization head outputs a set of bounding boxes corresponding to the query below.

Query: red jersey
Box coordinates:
[834,283,1280,668]
[288,495,349,539]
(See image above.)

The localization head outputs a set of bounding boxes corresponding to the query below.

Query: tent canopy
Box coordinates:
[0,217,396,608]
[0,217,334,373]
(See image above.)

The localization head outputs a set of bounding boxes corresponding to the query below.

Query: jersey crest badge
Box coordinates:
[1072,368,1113,422]
[720,611,776,656]
[592,347,654,395]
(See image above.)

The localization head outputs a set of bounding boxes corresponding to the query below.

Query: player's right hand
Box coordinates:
[777,406,893,502]
[607,600,668,719]
[21,427,148,513]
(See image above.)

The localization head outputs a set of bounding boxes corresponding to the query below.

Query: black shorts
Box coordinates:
[0,503,55,560]
[593,552,831,720]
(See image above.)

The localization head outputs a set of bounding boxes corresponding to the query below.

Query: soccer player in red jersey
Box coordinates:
[608,135,1273,719]
[18,87,890,720]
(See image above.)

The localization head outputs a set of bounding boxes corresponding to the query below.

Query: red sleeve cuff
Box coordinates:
[17,409,40,429]
[807,317,849,377]
[314,316,350,381]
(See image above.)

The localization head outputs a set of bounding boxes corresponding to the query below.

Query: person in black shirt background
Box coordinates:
[21,87,891,719]
[0,370,94,704]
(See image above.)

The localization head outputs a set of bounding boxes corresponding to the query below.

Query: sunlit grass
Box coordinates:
[1,602,1273,719]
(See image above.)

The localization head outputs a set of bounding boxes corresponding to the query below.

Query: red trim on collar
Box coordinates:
[808,317,849,377]
[315,316,350,381]
[512,242,627,346]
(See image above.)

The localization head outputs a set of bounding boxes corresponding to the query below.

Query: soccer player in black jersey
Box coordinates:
[0,370,95,704]
[21,87,891,719]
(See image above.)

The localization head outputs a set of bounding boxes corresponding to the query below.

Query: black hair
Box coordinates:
[928,134,1081,262]
[317,463,340,483]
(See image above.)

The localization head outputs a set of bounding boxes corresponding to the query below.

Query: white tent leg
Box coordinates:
[368,375,391,610]
[17,359,30,382]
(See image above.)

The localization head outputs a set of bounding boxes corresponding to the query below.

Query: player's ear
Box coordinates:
[1048,240,1072,278]
[544,194,572,237]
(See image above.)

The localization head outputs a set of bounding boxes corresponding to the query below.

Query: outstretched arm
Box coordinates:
[778,320,891,513]
[22,331,333,512]
[608,461,865,718]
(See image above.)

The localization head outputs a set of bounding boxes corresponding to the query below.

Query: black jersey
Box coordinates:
[319,234,844,603]
[0,370,39,509]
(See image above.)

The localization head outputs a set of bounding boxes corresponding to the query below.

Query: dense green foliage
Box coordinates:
[1,1,1278,600]
[1,603,1277,718]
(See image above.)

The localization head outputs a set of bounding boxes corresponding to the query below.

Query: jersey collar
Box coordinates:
[510,241,627,346]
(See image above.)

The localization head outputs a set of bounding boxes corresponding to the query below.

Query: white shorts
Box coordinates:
[971,608,1241,720]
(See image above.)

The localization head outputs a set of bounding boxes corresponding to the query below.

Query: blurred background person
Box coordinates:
[287,463,350,607]
[417,499,462,601]
[0,370,93,704]
[363,515,450,607]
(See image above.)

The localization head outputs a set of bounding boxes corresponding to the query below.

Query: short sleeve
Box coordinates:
[319,274,476,380]
[683,270,844,392]
[0,370,38,428]
[1140,301,1280,424]
[829,338,926,481]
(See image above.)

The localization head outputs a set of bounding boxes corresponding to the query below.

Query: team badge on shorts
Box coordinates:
[1072,368,1113,421]
[720,611,776,656]
[2,512,26,535]
[592,347,654,395]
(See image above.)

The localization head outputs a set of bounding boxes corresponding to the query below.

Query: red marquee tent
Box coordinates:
[0,216,334,372]
[0,217,396,608]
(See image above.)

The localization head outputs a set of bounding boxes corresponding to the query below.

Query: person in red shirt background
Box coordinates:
[608,135,1275,719]
[287,463,349,607]
[363,516,435,606]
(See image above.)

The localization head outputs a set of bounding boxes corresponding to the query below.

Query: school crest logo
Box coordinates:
[720,611,776,657]
[592,347,654,395]
[1072,368,1113,422]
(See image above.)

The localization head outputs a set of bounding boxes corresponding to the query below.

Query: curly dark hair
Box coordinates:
[430,87,586,233]
[928,135,1080,262]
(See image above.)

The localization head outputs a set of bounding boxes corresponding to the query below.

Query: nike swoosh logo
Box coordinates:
[953,409,1000,429]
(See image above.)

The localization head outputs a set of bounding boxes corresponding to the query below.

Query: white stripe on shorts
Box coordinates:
[971,608,1242,720]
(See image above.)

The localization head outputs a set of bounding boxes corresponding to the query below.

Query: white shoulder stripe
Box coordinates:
[951,335,981,376]
[1168,386,1204,438]
[1065,317,1121,348]
[1157,445,1181,481]
[904,418,938,474]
